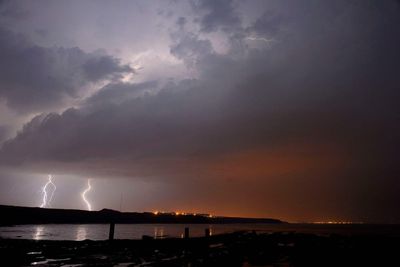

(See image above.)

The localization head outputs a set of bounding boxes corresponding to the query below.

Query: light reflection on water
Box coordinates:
[154,227,164,239]
[76,225,87,241]
[33,226,44,240]
[1,223,399,240]
[1,224,218,240]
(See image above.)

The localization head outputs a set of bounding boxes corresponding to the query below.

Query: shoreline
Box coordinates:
[2,222,400,241]
[2,230,400,266]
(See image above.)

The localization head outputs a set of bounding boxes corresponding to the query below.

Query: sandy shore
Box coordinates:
[1,231,399,266]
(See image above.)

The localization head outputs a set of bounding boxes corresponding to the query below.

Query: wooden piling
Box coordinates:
[184,227,189,239]
[205,228,210,237]
[109,222,115,241]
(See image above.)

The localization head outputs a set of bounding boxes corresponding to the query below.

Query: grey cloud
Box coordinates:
[0,27,132,113]
[0,0,400,221]
[192,0,241,33]
[2,1,399,171]
[83,55,132,82]
[0,79,212,165]
[176,17,187,29]
[0,125,8,143]
[0,0,27,19]
[85,80,159,108]
[250,11,284,37]
[170,31,214,67]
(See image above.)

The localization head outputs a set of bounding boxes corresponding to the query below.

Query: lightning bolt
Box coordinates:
[40,174,56,208]
[81,179,92,211]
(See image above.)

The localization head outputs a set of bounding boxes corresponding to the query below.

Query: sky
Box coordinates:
[0,0,399,223]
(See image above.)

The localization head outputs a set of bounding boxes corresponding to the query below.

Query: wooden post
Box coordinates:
[109,222,115,241]
[184,227,189,239]
[205,228,210,237]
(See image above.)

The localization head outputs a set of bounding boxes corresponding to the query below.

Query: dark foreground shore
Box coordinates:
[1,231,400,266]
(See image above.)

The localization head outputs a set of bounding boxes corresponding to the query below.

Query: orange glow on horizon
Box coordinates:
[207,143,349,180]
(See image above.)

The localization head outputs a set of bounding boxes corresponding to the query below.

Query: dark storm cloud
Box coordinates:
[0,27,132,113]
[83,56,132,82]
[85,80,158,108]
[176,17,187,29]
[192,0,241,32]
[0,125,8,143]
[170,31,213,67]
[0,0,400,221]
[3,0,400,169]
[0,0,27,19]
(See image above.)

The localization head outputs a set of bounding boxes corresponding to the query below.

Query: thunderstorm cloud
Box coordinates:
[0,0,399,222]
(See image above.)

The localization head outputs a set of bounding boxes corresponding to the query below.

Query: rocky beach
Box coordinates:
[1,230,400,266]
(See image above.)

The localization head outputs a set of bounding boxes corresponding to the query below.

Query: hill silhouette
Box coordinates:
[0,205,283,225]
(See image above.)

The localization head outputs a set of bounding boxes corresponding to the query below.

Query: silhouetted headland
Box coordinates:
[0,205,284,225]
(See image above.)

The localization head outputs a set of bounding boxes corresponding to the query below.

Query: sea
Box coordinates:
[1,223,400,241]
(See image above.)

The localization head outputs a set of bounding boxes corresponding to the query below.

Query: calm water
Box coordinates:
[1,223,399,241]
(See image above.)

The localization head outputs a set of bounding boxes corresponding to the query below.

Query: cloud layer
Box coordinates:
[0,27,132,113]
[0,0,399,221]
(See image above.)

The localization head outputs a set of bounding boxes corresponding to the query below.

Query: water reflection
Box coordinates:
[76,225,87,241]
[33,226,44,240]
[1,223,329,241]
[154,227,164,239]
